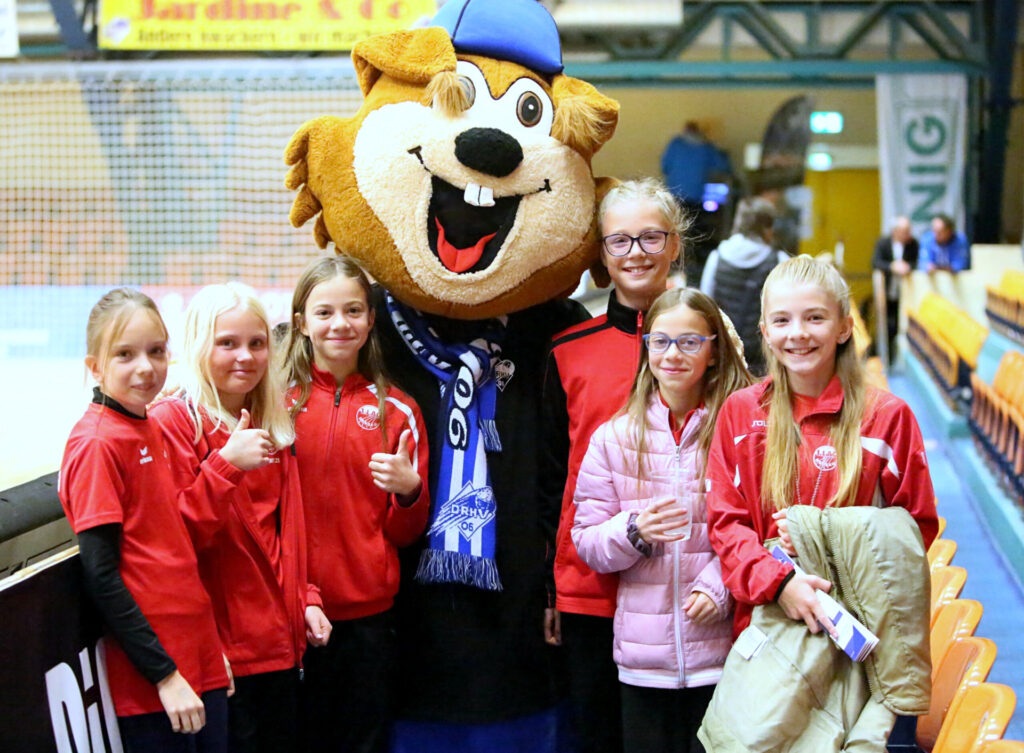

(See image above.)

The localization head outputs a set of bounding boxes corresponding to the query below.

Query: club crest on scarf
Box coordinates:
[427,482,497,541]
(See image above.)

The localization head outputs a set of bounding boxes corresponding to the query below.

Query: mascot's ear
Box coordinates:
[551,76,619,160]
[588,176,618,288]
[352,27,458,97]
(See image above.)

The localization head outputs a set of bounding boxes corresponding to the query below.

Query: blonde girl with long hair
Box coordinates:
[705,255,938,640]
[279,256,429,753]
[150,282,329,753]
[59,288,230,751]
[572,288,752,753]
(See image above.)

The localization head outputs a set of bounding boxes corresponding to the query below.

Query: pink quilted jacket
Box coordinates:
[572,399,733,689]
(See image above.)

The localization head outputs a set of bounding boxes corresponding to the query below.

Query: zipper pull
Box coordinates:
[334,388,341,407]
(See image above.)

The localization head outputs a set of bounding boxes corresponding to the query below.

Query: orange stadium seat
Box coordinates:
[984,741,1024,753]
[930,599,983,677]
[918,637,998,750]
[986,271,1024,335]
[931,566,967,628]
[928,539,958,570]
[970,351,1024,500]
[937,517,947,538]
[932,683,1016,753]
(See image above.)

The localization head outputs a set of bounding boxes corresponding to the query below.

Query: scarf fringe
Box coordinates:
[480,419,502,452]
[415,549,503,591]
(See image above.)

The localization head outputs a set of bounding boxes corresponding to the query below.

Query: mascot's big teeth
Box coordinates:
[463,183,496,208]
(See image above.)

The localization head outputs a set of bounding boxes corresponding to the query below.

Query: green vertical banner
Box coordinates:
[876,74,967,238]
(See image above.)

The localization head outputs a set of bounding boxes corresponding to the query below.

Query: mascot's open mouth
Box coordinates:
[410,147,551,274]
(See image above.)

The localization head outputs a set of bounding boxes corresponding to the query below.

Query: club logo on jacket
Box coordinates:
[356,404,381,431]
[494,359,515,392]
[426,482,497,542]
[139,446,153,465]
[813,445,838,472]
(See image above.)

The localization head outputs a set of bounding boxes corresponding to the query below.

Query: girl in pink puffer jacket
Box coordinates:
[572,288,753,753]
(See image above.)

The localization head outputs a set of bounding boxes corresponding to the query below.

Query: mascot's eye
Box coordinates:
[516,92,543,127]
[458,76,476,107]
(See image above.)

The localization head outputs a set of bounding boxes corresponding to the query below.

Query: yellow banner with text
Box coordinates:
[98,0,436,50]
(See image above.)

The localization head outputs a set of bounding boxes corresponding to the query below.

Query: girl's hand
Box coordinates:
[368,430,421,498]
[544,608,562,646]
[771,509,796,556]
[305,605,332,647]
[636,497,689,544]
[219,409,274,471]
[778,573,838,639]
[156,670,205,734]
[684,591,719,625]
[223,654,235,698]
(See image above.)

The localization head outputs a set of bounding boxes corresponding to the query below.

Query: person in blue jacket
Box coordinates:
[919,213,970,273]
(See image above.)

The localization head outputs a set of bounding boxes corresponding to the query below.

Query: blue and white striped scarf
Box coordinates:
[386,294,504,591]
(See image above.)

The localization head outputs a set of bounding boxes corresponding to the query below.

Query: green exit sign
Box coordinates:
[810,111,843,134]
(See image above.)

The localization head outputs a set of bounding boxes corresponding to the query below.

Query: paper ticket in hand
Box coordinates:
[769,545,879,661]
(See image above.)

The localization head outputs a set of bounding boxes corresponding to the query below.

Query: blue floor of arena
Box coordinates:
[889,371,1024,740]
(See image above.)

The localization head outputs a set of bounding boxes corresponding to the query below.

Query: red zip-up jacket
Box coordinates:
[706,376,939,637]
[151,397,319,676]
[541,293,644,617]
[59,401,229,716]
[292,367,429,622]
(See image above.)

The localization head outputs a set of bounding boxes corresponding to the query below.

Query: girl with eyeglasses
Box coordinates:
[540,178,686,753]
[571,287,753,753]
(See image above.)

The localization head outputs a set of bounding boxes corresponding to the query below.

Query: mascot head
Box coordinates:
[286,0,618,320]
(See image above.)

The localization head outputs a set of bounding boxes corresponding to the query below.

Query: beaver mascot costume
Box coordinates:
[286,1,618,749]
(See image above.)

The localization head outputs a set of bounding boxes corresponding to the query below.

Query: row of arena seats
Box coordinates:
[986,271,1024,341]
[970,351,1024,499]
[908,293,989,402]
[921,522,1022,752]
[906,288,1024,504]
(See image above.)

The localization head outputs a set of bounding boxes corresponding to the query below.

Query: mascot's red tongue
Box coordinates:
[436,218,496,273]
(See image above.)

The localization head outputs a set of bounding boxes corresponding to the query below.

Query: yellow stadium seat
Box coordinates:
[929,539,958,570]
[930,599,983,676]
[918,637,998,750]
[933,682,1016,753]
[937,516,947,538]
[931,566,968,628]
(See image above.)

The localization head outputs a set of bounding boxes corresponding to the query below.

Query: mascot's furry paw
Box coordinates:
[286,16,618,320]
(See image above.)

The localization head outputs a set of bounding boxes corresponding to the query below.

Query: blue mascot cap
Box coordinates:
[432,0,564,76]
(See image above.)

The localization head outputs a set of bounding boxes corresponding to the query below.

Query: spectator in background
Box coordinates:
[756,185,801,255]
[661,121,731,210]
[919,213,970,273]
[872,217,919,365]
[701,197,789,376]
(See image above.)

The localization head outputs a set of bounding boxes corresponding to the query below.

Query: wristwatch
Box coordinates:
[627,512,653,557]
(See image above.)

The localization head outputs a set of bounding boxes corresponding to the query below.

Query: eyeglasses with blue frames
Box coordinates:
[601,230,672,257]
[642,332,717,355]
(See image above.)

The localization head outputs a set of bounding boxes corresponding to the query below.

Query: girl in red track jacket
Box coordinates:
[540,178,687,753]
[150,282,328,753]
[279,256,429,753]
[59,288,229,751]
[706,255,939,641]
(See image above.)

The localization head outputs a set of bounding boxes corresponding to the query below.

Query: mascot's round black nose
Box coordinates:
[454,128,524,178]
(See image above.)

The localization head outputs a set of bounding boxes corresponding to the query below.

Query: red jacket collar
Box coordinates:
[756,374,844,418]
[310,363,370,394]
